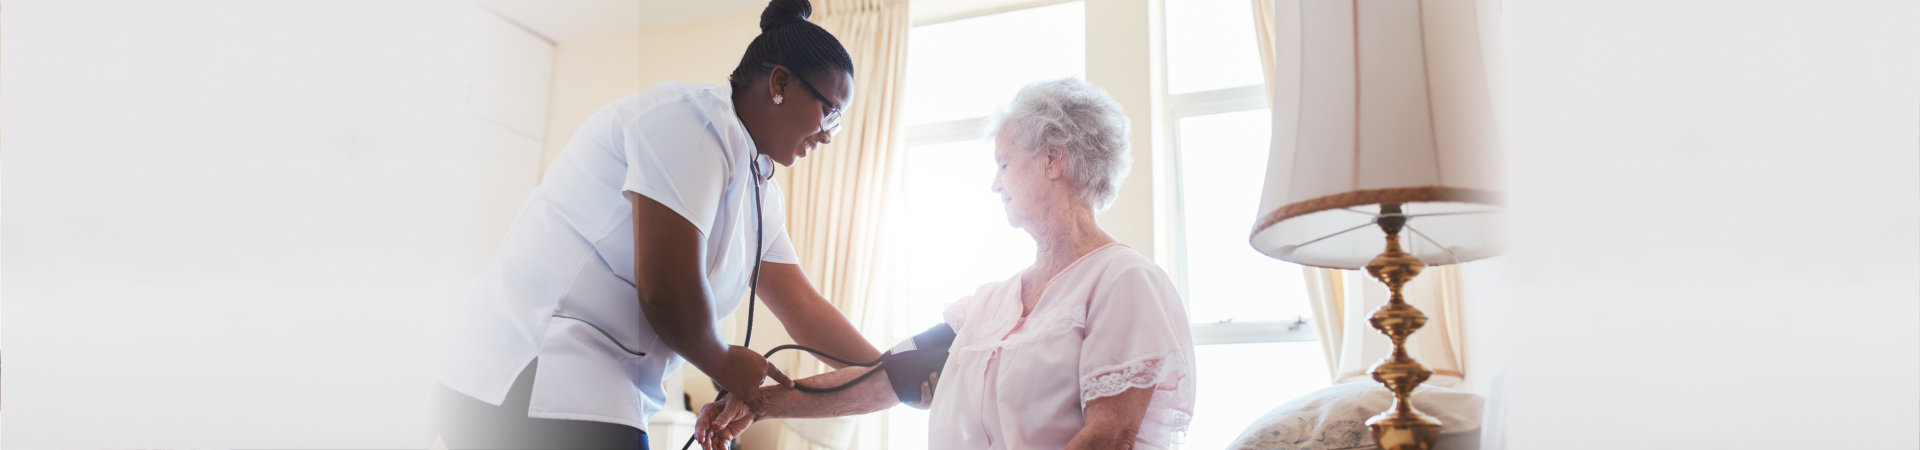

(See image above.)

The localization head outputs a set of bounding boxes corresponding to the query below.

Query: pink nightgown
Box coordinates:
[926,244,1195,449]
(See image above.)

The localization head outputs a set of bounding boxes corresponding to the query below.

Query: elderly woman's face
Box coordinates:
[990,129,1055,230]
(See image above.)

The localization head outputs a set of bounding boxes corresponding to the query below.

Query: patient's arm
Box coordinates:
[1066,386,1153,450]
[760,365,900,418]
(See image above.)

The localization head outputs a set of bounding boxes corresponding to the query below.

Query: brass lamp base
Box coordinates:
[1369,411,1443,450]
[1363,204,1442,450]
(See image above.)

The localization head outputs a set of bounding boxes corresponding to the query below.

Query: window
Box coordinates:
[886,3,1085,448]
[1163,0,1332,448]
[879,1,1330,448]
[1164,0,1267,94]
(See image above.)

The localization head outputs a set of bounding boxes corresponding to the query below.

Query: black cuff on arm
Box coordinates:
[882,323,957,404]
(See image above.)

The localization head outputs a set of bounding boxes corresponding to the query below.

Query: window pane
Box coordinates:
[1185,341,1332,450]
[1165,0,1265,94]
[1175,108,1313,324]
[887,139,1037,448]
[904,2,1085,125]
[896,139,1036,332]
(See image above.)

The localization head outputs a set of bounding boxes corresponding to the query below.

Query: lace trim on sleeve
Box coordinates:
[1079,350,1184,404]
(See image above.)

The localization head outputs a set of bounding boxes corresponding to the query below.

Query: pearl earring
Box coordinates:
[773,95,784,105]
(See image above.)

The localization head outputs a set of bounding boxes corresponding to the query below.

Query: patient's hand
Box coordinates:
[696,392,757,450]
[905,372,940,410]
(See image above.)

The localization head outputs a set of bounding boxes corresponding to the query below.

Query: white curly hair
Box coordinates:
[985,77,1133,212]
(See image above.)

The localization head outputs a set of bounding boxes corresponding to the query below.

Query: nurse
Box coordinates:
[433,0,880,448]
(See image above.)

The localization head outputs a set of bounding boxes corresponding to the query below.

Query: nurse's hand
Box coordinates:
[713,345,792,406]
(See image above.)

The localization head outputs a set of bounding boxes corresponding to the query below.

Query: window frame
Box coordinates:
[1161,22,1315,347]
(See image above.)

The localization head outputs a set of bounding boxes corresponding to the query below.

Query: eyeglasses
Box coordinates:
[763,63,843,136]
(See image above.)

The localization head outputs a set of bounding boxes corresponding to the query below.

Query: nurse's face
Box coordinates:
[990,129,1061,231]
[762,66,852,167]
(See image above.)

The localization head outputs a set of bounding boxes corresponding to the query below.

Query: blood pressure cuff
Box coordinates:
[882,323,957,404]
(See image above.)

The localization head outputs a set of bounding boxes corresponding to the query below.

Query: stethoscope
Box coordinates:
[679,154,895,450]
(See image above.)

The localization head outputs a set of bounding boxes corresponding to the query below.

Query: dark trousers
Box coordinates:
[435,360,649,450]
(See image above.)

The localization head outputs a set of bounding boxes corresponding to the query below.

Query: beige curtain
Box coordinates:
[1253,0,1467,385]
[762,0,911,448]
[1253,0,1278,100]
[1301,266,1347,381]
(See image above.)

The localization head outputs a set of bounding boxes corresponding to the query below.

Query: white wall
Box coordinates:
[541,9,760,176]
[1086,0,1167,260]
[1461,1,1919,449]
[0,0,552,447]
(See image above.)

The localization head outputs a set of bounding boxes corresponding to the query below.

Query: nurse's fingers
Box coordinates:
[766,364,793,388]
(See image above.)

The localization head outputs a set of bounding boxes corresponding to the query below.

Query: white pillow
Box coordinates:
[1228,382,1484,450]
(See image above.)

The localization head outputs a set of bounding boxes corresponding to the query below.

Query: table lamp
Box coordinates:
[1250,1,1502,449]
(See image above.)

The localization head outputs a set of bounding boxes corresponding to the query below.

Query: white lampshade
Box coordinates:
[1252,0,1503,269]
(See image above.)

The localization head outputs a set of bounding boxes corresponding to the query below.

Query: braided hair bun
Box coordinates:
[730,0,853,90]
[759,0,812,32]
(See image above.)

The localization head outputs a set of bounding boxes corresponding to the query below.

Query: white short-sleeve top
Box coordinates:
[439,81,797,432]
[929,244,1197,449]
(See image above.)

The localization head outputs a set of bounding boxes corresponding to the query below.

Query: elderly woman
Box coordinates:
[696,78,1196,450]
